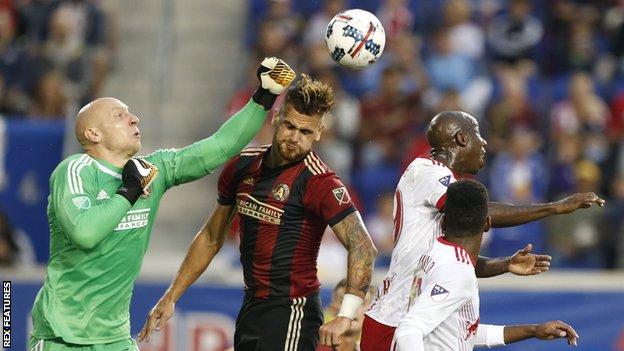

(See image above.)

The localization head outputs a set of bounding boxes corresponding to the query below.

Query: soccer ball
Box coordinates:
[325,9,386,68]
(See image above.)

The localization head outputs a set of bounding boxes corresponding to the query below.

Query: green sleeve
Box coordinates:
[148,99,268,188]
[55,159,132,250]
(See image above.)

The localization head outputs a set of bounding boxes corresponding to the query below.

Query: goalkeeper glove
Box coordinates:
[252,57,296,110]
[116,158,159,205]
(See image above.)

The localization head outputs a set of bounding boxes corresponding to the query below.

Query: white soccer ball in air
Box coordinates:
[325,9,386,68]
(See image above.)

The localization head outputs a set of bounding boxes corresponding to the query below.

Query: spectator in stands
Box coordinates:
[548,160,605,268]
[487,0,543,63]
[303,0,346,45]
[27,68,68,118]
[550,72,610,164]
[42,6,88,99]
[376,0,413,42]
[425,25,491,115]
[358,65,421,178]
[315,69,359,181]
[604,174,624,268]
[485,67,537,155]
[443,0,484,60]
[548,134,582,200]
[0,208,18,266]
[364,192,395,266]
[487,130,547,256]
[0,208,34,266]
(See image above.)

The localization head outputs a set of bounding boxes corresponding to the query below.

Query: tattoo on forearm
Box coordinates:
[332,212,376,296]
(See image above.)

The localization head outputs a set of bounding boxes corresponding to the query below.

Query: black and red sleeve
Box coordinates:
[304,174,357,226]
[217,156,240,206]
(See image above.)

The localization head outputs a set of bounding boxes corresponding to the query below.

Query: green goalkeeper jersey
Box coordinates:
[31,99,267,344]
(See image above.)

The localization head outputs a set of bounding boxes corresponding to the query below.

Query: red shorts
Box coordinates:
[360,315,396,351]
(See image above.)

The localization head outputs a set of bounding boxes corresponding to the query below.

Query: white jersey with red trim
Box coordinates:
[392,237,480,351]
[366,157,457,327]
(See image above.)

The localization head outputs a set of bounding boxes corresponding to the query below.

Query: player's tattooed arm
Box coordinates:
[331,211,378,298]
[488,192,605,228]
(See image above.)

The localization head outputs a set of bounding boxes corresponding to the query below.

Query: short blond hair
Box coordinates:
[283,73,334,117]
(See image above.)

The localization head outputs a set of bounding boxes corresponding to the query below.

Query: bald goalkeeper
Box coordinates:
[28,58,296,351]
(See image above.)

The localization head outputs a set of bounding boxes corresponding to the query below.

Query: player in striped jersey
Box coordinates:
[139,74,378,351]
[362,111,605,351]
[28,57,295,351]
[393,180,579,350]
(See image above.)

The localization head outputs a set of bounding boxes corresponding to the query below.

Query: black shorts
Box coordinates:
[234,292,323,351]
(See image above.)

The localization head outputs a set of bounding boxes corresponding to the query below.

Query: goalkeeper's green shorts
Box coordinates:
[28,336,139,351]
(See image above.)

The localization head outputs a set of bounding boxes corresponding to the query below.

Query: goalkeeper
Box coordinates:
[28,57,296,351]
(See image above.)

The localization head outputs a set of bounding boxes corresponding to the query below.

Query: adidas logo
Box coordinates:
[96,189,110,200]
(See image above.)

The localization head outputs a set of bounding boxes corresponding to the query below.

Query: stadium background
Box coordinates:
[1,0,624,350]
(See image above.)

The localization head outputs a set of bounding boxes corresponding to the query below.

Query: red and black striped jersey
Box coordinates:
[218,145,357,299]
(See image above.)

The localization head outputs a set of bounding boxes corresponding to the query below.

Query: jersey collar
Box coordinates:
[91,157,122,179]
[437,237,476,267]
[417,155,462,180]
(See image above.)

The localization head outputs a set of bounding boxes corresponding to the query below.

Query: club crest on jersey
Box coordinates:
[332,187,350,205]
[272,183,290,202]
[438,175,451,187]
[243,177,254,186]
[72,196,91,210]
[430,284,450,302]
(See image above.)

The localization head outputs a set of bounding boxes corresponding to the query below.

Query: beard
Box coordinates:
[272,132,309,162]
[276,141,304,161]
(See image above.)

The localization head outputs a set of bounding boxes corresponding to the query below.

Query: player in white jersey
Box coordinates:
[393,180,579,350]
[361,111,604,351]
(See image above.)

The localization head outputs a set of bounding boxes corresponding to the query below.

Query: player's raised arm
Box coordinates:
[150,57,295,187]
[201,57,296,168]
[320,211,377,347]
[488,192,605,228]
[138,201,236,342]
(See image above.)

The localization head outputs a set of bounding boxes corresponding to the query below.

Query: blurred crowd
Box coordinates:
[0,0,116,120]
[225,0,624,270]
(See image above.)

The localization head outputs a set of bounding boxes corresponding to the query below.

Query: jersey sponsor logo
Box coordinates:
[430,284,450,302]
[438,175,451,187]
[114,208,150,231]
[271,183,289,202]
[96,189,110,200]
[72,196,91,210]
[332,187,350,205]
[236,193,284,225]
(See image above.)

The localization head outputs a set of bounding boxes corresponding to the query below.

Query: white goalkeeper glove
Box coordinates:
[252,57,296,110]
